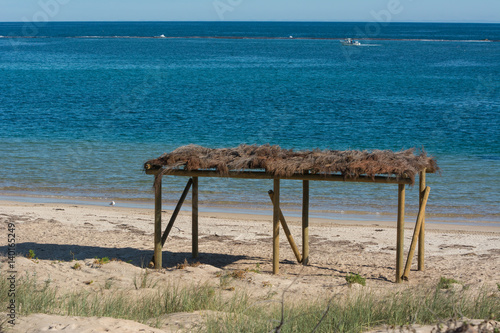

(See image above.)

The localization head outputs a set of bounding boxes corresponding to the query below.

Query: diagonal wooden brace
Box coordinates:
[150,178,193,266]
[268,190,302,263]
[402,186,431,281]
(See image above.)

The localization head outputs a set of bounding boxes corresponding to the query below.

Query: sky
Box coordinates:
[0,0,498,23]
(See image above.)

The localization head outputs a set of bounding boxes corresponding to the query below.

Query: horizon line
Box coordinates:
[0,20,499,24]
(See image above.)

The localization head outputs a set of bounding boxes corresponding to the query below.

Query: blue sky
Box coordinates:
[0,0,498,23]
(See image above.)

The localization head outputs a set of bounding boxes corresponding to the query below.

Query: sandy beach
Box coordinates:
[1,199,499,332]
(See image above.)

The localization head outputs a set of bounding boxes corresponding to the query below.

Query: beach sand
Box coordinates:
[1,199,499,332]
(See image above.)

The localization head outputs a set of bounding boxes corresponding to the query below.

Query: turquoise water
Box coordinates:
[0,22,499,223]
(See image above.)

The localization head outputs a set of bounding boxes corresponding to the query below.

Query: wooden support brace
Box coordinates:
[402,186,431,281]
[150,178,193,266]
[273,178,280,274]
[418,170,426,271]
[268,190,302,263]
[396,184,405,283]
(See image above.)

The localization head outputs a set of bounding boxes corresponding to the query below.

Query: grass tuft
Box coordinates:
[249,263,261,274]
[215,269,252,291]
[437,277,460,289]
[133,269,158,290]
[93,257,110,267]
[26,249,36,259]
[176,258,201,270]
[345,273,366,287]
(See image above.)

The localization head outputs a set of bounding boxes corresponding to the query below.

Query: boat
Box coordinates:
[341,38,361,46]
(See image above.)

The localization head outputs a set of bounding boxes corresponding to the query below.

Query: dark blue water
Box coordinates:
[0,22,499,223]
[1,21,499,40]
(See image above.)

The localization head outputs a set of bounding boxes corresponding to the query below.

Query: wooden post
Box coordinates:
[150,178,193,265]
[192,177,198,258]
[418,170,426,271]
[302,180,309,265]
[396,184,405,283]
[402,186,430,280]
[153,174,162,269]
[268,190,302,263]
[273,178,280,274]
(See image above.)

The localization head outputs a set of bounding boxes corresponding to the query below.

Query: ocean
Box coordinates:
[0,22,498,224]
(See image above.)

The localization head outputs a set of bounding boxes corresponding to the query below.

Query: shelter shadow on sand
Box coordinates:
[1,242,256,269]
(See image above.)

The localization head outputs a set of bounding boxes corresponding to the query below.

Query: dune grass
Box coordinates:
[0,272,498,332]
[205,284,499,332]
[0,271,250,328]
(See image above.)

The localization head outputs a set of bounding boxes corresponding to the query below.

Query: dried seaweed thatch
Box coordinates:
[144,144,438,184]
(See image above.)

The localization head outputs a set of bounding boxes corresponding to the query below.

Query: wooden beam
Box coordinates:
[145,169,413,185]
[153,174,162,269]
[268,190,302,263]
[402,186,431,281]
[418,170,426,271]
[302,180,309,266]
[192,177,199,258]
[273,178,280,274]
[396,184,405,283]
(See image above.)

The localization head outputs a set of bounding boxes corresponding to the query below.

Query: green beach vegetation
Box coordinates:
[0,272,498,332]
[345,273,366,287]
[26,250,36,260]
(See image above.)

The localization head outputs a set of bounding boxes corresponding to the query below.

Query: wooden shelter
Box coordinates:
[144,144,438,283]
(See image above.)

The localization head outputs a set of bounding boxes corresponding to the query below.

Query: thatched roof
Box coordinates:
[144,144,438,184]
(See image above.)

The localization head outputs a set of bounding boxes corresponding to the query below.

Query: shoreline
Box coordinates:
[1,197,499,233]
